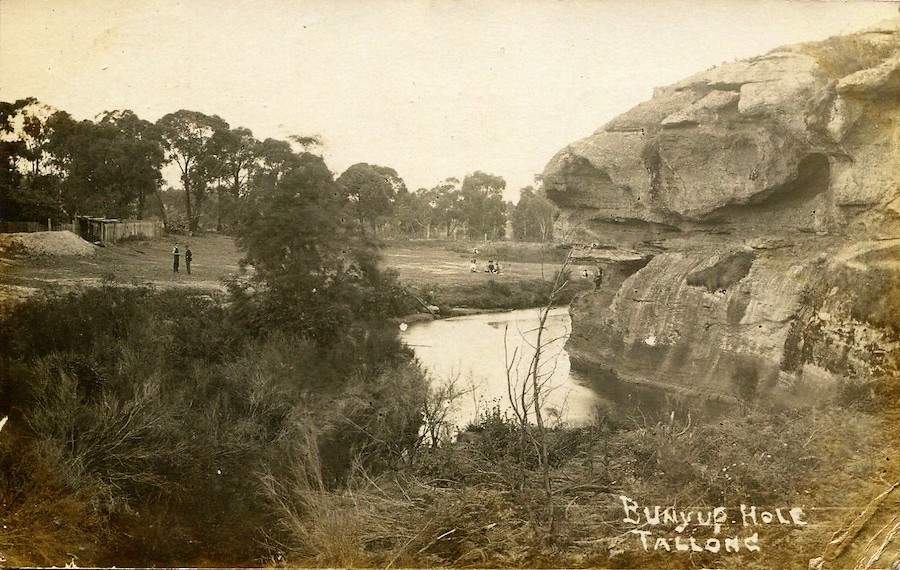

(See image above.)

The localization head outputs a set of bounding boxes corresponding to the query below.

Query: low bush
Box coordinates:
[0,285,429,566]
[792,33,899,80]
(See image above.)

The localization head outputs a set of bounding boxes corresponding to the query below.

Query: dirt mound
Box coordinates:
[0,231,96,257]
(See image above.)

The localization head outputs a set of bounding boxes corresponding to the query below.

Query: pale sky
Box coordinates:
[1,0,897,202]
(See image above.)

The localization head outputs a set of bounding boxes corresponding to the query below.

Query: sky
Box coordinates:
[1,0,897,203]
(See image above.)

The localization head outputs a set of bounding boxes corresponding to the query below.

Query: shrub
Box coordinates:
[24,354,191,510]
[792,34,899,80]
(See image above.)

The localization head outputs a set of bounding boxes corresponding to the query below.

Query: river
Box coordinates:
[400,306,601,431]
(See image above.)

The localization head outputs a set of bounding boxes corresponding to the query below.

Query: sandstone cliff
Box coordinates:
[543,20,900,410]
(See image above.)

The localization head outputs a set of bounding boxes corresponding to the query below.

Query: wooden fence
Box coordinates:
[0,221,75,233]
[0,218,164,243]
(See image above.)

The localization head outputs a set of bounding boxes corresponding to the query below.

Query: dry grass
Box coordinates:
[790,34,899,81]
[0,434,109,568]
[259,403,894,569]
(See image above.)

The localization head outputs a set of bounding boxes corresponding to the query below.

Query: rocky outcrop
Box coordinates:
[544,20,900,410]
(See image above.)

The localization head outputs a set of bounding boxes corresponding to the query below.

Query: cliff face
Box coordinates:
[544,20,900,408]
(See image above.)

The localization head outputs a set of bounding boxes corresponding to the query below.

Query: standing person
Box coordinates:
[470,258,477,273]
[185,245,193,275]
[172,243,180,273]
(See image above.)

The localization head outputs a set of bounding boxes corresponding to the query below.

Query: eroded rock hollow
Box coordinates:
[542,19,900,411]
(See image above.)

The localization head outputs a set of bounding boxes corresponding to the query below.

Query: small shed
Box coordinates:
[76,216,164,243]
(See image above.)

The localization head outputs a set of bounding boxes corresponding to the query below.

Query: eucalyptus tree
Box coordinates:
[96,110,165,219]
[336,163,405,237]
[39,110,166,220]
[394,186,439,238]
[236,150,382,342]
[250,137,303,193]
[157,110,230,232]
[511,185,557,242]
[431,178,464,238]
[46,112,121,217]
[461,171,507,240]
[4,98,57,178]
[0,98,67,220]
[211,126,259,231]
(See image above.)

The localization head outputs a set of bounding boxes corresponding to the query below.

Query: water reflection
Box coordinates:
[400,307,601,429]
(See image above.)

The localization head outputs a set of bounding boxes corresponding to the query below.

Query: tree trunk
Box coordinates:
[191,183,204,233]
[358,211,367,238]
[216,186,223,232]
[153,189,168,228]
[183,172,193,231]
[137,189,145,220]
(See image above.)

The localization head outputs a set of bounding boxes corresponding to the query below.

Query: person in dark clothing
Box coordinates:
[185,245,193,275]
[173,243,180,273]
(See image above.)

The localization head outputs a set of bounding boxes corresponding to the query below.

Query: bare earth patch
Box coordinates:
[0,230,97,257]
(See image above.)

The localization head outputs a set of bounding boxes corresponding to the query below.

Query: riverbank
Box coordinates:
[402,275,593,319]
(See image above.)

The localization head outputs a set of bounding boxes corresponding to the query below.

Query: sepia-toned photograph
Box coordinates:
[1,1,899,568]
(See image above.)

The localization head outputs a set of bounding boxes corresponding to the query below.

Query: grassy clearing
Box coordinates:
[0,232,243,291]
[0,234,593,314]
[385,238,570,264]
[380,239,595,312]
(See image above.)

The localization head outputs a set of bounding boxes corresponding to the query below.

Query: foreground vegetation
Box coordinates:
[0,281,896,567]
[0,286,426,566]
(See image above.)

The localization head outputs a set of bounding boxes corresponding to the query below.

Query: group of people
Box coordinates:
[469,247,502,274]
[582,267,604,286]
[172,242,193,274]
[470,258,501,273]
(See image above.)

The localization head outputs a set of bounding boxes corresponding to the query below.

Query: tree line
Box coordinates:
[1,97,557,241]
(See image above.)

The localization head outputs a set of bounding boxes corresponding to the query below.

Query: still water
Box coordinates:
[400,307,601,430]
